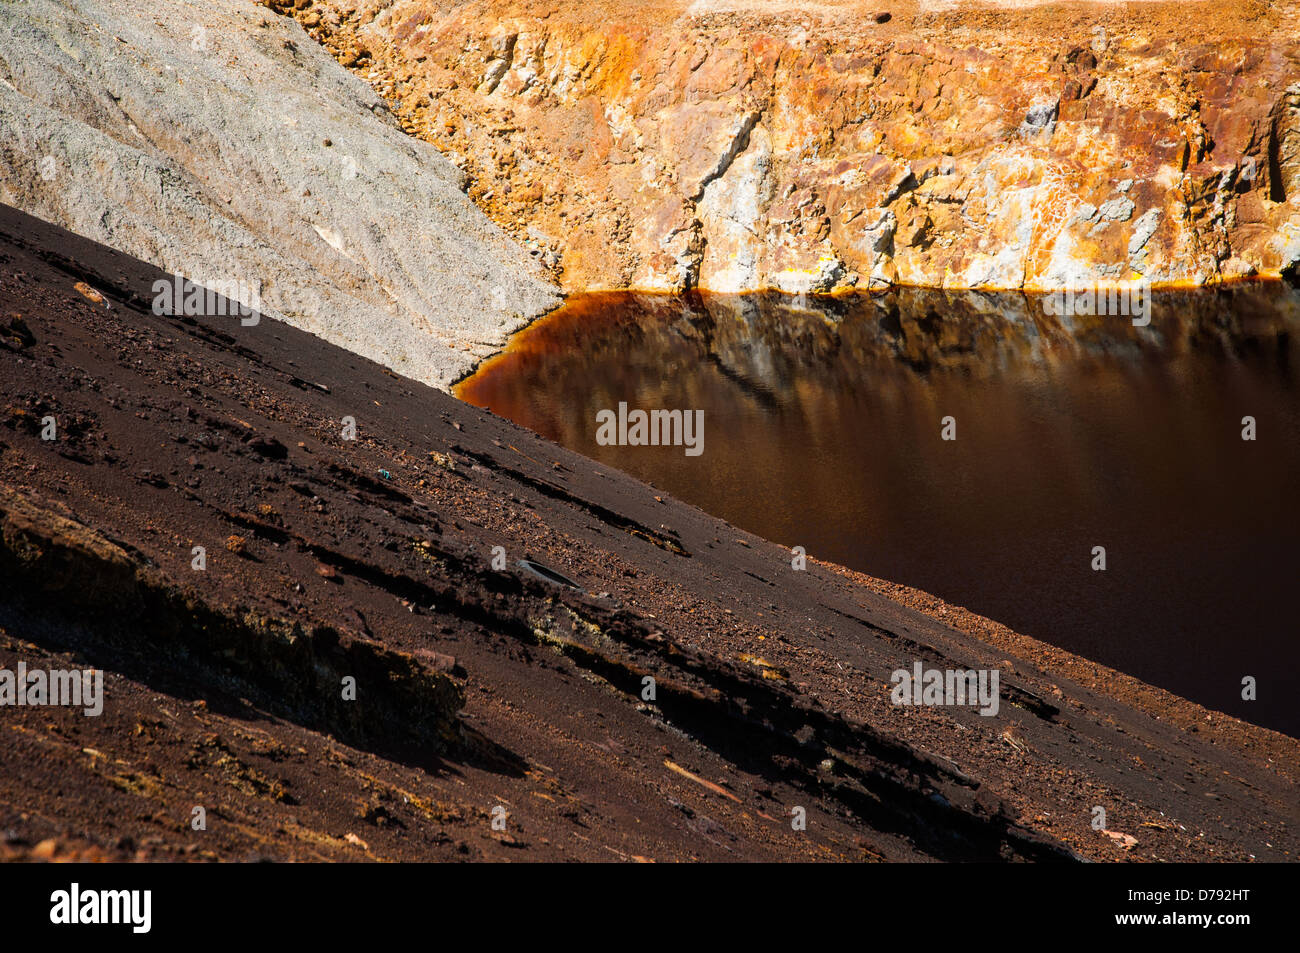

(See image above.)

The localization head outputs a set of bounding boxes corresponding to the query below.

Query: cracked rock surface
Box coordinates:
[268,0,1300,292]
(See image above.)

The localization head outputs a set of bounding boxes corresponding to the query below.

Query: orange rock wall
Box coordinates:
[265,0,1300,292]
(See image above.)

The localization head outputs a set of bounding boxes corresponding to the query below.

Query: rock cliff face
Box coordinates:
[0,0,559,389]
[266,0,1300,293]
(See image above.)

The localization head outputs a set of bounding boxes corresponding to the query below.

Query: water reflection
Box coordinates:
[458,284,1300,736]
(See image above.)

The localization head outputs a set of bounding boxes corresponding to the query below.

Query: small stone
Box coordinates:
[73,281,105,306]
[1103,830,1138,850]
[1098,196,1136,222]
[424,651,458,673]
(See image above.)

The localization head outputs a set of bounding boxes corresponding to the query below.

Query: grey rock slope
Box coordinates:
[0,0,559,389]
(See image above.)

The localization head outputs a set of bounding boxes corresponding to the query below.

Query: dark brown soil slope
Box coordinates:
[0,203,1295,862]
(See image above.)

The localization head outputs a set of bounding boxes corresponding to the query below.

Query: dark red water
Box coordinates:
[457,285,1300,737]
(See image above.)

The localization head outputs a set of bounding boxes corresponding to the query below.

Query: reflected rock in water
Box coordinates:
[467,284,1299,411]
[458,282,1300,737]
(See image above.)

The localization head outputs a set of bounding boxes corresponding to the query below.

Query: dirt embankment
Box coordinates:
[1,203,1296,861]
[264,0,1300,293]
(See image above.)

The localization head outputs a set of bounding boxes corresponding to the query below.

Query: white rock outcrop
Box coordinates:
[0,0,560,388]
